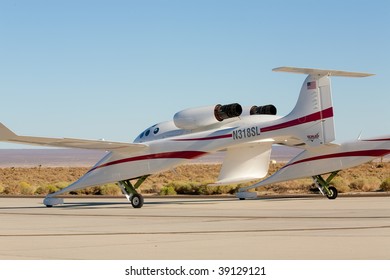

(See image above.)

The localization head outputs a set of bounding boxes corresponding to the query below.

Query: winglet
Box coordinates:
[273,67,374,78]
[0,123,17,140]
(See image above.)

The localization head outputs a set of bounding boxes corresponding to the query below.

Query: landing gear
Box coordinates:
[130,194,144,208]
[312,171,339,200]
[326,186,338,200]
[117,175,149,208]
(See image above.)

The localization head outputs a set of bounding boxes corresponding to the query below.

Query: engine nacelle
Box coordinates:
[174,103,242,130]
[250,104,277,115]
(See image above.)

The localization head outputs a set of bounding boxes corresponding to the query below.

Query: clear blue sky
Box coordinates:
[1,0,389,149]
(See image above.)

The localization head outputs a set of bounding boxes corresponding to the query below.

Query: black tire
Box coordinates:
[326,186,338,200]
[239,198,246,200]
[131,194,144,208]
[46,205,53,208]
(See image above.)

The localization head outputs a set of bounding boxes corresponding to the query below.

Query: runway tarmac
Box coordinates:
[0,196,389,260]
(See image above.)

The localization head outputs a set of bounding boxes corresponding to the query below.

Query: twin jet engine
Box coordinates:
[173,103,277,130]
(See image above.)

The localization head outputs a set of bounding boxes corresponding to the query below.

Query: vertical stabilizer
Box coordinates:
[272,67,373,146]
[290,74,335,146]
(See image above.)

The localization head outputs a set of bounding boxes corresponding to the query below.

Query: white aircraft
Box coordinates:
[1,67,389,208]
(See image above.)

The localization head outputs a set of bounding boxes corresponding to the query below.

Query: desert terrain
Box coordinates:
[1,162,389,196]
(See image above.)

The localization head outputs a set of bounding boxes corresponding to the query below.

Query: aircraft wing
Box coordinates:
[0,122,148,152]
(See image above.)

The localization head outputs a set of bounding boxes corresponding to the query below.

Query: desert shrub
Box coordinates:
[268,184,289,194]
[349,178,381,192]
[159,186,177,196]
[69,186,101,195]
[19,181,36,195]
[35,185,59,195]
[169,181,238,195]
[197,184,238,195]
[173,183,194,195]
[142,184,160,194]
[100,184,122,196]
[349,179,366,191]
[3,185,20,195]
[380,178,390,192]
[198,185,214,195]
[363,178,381,192]
[172,181,202,195]
[332,177,350,193]
[87,186,102,195]
[227,185,241,194]
[170,182,230,195]
[211,185,239,195]
[54,181,70,190]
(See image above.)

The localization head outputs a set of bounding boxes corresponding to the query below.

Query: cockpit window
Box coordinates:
[139,132,144,138]
[154,127,159,134]
[145,129,150,137]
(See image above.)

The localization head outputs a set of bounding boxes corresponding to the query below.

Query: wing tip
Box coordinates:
[0,122,17,140]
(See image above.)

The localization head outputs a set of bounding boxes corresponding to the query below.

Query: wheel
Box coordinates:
[326,186,338,200]
[46,205,53,208]
[239,198,246,200]
[131,194,144,208]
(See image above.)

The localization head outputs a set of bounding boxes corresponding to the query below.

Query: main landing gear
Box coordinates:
[117,175,149,208]
[312,171,339,200]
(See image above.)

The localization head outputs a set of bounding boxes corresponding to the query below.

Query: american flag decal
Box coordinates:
[307,81,316,90]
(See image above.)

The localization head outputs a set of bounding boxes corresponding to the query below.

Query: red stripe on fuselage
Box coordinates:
[88,151,208,173]
[261,107,334,133]
[362,138,390,142]
[173,134,233,141]
[283,149,390,169]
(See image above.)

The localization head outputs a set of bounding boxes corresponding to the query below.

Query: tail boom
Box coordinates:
[239,137,390,192]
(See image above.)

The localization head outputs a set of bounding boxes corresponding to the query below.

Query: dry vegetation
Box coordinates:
[0,162,389,196]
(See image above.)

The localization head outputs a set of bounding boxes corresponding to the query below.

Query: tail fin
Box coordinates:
[273,67,373,147]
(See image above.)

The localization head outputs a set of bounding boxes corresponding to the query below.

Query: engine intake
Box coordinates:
[250,104,277,115]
